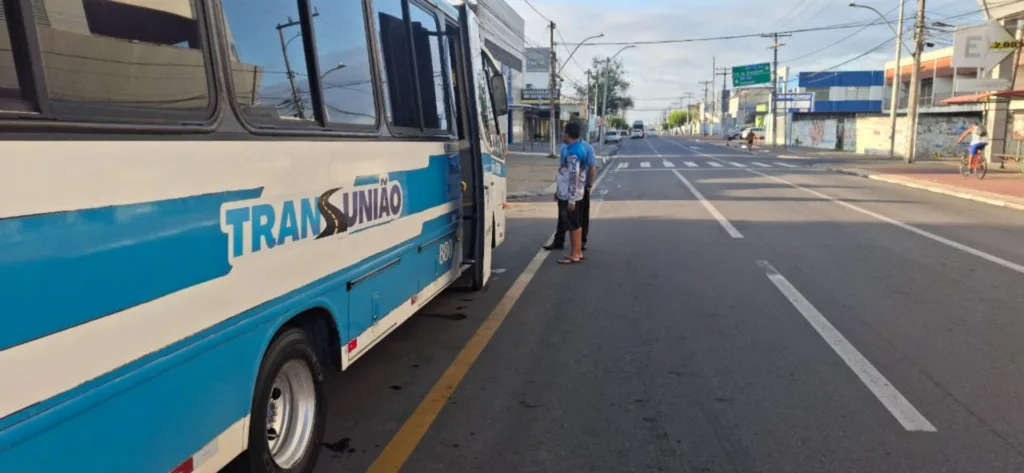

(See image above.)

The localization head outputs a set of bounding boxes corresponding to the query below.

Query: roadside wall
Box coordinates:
[789,112,980,157]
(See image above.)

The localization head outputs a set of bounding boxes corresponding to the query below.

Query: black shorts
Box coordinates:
[558,199,582,231]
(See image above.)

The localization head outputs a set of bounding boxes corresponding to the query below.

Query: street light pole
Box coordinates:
[599,45,635,153]
[548,21,558,156]
[850,2,908,158]
[557,33,605,76]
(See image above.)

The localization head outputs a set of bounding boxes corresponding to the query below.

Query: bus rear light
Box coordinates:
[169,458,194,473]
[347,339,358,353]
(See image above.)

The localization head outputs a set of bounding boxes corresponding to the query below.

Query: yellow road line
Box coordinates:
[367,247,551,472]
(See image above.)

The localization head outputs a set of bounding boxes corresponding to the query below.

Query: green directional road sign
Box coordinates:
[733,63,771,88]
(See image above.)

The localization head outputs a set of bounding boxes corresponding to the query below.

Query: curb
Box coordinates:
[825,166,1024,213]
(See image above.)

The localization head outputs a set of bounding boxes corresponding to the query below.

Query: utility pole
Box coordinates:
[585,69,592,139]
[715,67,731,138]
[711,57,717,136]
[600,58,611,151]
[763,33,791,147]
[548,21,557,156]
[888,0,907,158]
[699,80,713,136]
[904,0,926,163]
[681,92,695,134]
[276,17,305,119]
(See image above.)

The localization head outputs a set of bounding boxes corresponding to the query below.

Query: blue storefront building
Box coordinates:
[797,71,885,113]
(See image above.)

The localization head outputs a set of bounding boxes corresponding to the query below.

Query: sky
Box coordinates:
[504,0,993,126]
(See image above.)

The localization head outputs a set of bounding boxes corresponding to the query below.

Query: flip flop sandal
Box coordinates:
[557,258,582,265]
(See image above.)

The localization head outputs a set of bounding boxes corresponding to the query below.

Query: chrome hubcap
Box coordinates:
[266,359,317,469]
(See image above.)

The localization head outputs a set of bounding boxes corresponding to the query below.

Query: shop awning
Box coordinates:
[941,90,1024,104]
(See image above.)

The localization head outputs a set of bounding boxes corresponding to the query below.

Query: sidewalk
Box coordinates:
[506,142,619,199]
[697,137,1024,212]
[821,161,1024,211]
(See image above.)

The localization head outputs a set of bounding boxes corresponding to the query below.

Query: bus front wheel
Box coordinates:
[242,327,326,473]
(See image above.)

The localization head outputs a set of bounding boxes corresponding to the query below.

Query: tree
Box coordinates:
[667,109,696,128]
[573,56,634,116]
[607,116,628,130]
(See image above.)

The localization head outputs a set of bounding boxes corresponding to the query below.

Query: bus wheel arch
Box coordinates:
[236,309,338,473]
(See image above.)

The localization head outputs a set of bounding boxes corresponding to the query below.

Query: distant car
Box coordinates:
[604,130,621,143]
[740,127,765,140]
[631,128,644,139]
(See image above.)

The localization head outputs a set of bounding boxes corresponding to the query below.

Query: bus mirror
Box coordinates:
[489,74,509,117]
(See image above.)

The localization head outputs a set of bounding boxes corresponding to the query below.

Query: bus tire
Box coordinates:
[241,327,326,473]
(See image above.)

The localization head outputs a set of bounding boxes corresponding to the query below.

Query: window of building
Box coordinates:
[805,87,829,101]
[0,2,24,107]
[408,3,447,131]
[374,0,418,128]
[35,0,210,111]
[222,0,314,123]
[310,0,376,126]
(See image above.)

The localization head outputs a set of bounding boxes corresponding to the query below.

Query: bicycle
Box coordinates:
[959,145,987,179]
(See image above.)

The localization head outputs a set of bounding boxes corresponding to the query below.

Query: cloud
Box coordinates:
[508,0,983,125]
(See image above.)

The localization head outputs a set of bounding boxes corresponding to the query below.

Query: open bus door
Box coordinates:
[449,3,507,290]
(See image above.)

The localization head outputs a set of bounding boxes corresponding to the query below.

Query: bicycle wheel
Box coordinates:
[976,158,988,179]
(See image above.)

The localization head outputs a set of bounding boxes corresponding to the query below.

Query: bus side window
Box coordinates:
[34,0,210,111]
[373,0,419,129]
[0,1,27,110]
[309,0,377,126]
[408,3,448,132]
[446,31,465,141]
[221,0,315,124]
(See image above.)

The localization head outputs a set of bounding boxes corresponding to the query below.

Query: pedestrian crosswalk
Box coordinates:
[613,160,803,170]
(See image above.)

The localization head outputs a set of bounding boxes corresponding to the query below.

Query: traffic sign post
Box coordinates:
[732,63,771,88]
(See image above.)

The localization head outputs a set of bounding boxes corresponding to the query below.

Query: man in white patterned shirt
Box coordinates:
[554,123,587,265]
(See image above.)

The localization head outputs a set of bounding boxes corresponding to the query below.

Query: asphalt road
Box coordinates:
[312,135,1024,473]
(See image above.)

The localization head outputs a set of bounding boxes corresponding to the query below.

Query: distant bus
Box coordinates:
[632,120,646,139]
[0,1,508,472]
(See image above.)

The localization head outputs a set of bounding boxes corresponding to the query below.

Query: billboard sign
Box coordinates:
[952,22,1019,69]
[733,63,771,87]
[525,48,549,72]
[521,87,559,104]
[776,92,814,112]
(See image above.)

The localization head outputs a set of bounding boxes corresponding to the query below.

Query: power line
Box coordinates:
[517,0,551,23]
[783,4,902,63]
[802,37,896,82]
[561,20,902,46]
[804,0,841,23]
[562,1,1017,48]
[774,0,814,30]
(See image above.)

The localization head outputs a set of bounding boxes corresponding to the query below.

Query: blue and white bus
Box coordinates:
[0,0,507,471]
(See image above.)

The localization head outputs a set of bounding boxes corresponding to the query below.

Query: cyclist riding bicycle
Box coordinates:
[957,120,988,163]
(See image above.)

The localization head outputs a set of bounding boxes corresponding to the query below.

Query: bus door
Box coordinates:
[450,3,506,290]
[446,8,485,290]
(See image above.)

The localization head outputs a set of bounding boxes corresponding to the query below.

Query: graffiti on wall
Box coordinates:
[792,119,837,149]
[917,116,973,157]
[839,120,857,152]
